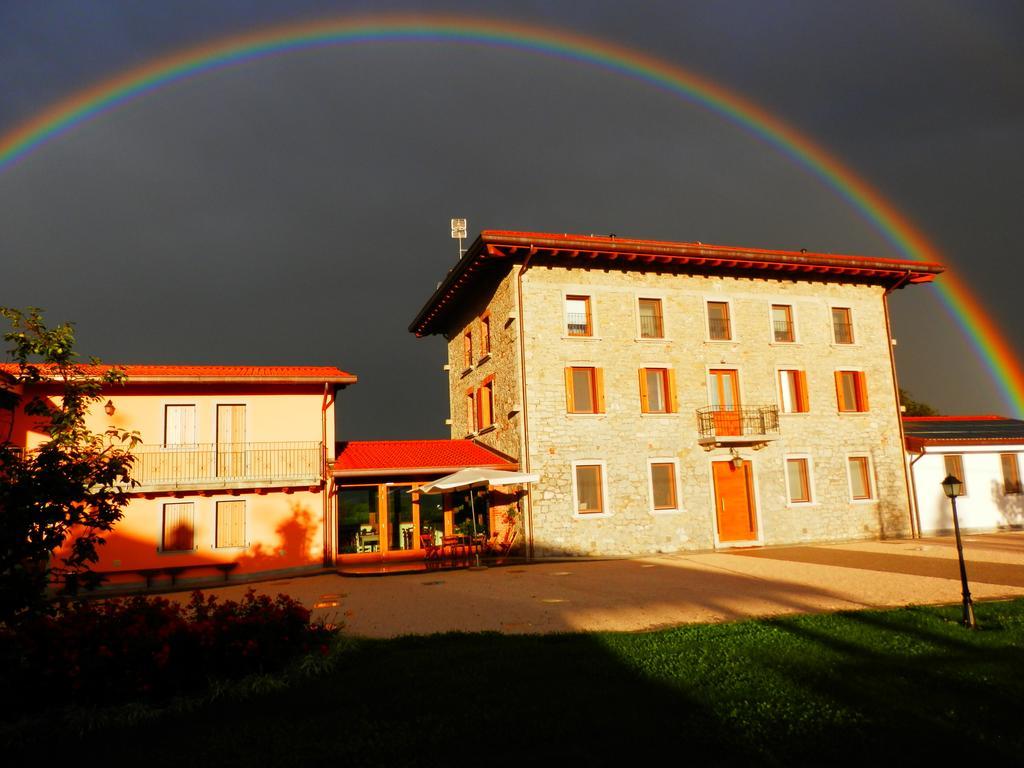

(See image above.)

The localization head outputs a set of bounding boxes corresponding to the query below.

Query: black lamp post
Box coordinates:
[941,473,977,629]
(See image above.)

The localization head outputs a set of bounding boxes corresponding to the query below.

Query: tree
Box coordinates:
[899,387,939,417]
[0,308,138,624]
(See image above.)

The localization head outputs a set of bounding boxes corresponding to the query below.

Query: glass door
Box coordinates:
[386,486,415,551]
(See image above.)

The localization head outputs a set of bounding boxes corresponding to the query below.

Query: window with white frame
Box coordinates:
[706,301,732,341]
[771,304,795,343]
[573,462,606,515]
[638,298,664,339]
[785,457,813,504]
[847,455,874,501]
[1001,454,1022,495]
[648,460,680,512]
[943,454,967,495]
[566,295,593,337]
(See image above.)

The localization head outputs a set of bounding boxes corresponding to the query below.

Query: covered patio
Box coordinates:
[330,439,528,571]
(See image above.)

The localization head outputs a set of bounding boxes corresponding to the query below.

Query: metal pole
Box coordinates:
[949,495,977,629]
[468,488,482,569]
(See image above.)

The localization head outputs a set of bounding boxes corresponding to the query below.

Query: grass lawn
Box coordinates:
[10,599,1024,766]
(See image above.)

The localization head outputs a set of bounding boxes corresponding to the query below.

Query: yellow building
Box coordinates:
[411,230,943,557]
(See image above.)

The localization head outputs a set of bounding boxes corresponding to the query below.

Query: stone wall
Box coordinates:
[514,264,913,556]
[445,267,522,462]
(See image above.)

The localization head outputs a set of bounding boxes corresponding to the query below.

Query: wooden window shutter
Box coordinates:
[564,368,575,413]
[797,371,809,412]
[638,369,650,413]
[856,372,869,411]
[595,368,606,413]
[834,371,846,411]
[667,369,678,413]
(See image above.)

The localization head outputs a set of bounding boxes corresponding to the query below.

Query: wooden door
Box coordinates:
[712,460,757,542]
[217,404,246,478]
[709,369,741,436]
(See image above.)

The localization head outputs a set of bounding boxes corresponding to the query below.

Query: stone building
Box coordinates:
[411,230,943,557]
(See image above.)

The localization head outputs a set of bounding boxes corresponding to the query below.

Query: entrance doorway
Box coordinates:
[712,460,758,543]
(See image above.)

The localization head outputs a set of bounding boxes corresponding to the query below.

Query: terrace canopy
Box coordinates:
[413,467,540,494]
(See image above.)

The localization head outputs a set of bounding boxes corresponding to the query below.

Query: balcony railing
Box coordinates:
[696,406,779,442]
[708,318,731,340]
[566,312,592,336]
[639,314,664,338]
[833,322,854,344]
[132,441,322,489]
[773,320,795,343]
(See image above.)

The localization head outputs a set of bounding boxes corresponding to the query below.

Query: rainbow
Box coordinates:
[1,14,1020,414]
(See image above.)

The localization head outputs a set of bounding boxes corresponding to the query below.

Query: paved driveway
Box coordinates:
[189,531,1024,637]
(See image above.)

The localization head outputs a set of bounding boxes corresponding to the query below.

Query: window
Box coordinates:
[638,298,664,339]
[772,304,794,343]
[463,330,473,369]
[835,371,869,412]
[566,295,593,337]
[1001,453,1022,495]
[478,378,494,429]
[707,301,732,340]
[639,368,676,413]
[565,367,605,414]
[480,313,491,356]
[832,307,854,344]
[466,390,476,432]
[649,462,678,511]
[944,454,966,494]
[848,456,873,500]
[216,500,246,548]
[786,458,812,504]
[574,463,605,514]
[162,502,195,551]
[164,404,196,447]
[778,369,809,413]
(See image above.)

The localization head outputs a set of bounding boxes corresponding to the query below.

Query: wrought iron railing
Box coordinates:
[833,321,854,344]
[708,318,731,340]
[696,406,779,440]
[132,441,322,487]
[566,312,591,336]
[773,320,795,342]
[639,314,664,338]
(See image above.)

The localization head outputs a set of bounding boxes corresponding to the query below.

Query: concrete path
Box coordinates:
[183,531,1024,637]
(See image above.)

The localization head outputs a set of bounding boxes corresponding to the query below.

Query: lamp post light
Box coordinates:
[941,473,977,629]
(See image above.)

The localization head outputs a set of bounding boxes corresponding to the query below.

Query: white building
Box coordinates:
[905,415,1024,535]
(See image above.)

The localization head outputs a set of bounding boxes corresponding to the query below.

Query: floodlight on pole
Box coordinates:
[451,218,467,257]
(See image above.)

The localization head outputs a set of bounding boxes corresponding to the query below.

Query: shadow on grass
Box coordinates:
[15,600,1023,768]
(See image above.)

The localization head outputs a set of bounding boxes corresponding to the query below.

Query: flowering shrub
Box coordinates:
[0,589,335,717]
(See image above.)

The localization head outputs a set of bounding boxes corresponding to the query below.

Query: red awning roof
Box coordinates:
[410,230,945,336]
[0,363,356,384]
[334,439,517,477]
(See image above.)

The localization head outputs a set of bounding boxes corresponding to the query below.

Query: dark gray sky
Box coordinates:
[1,1,1022,437]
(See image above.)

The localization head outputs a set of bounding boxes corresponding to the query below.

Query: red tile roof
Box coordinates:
[411,230,944,336]
[0,363,356,384]
[334,439,517,476]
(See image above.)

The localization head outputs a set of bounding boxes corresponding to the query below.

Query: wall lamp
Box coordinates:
[103,400,116,416]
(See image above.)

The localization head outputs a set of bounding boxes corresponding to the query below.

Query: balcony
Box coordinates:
[131,441,323,492]
[696,406,779,449]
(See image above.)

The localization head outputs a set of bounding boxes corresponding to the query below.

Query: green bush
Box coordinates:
[0,589,334,718]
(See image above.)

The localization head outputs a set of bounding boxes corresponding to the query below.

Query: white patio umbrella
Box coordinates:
[410,468,540,566]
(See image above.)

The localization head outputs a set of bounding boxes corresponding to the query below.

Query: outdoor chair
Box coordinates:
[420,533,441,560]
